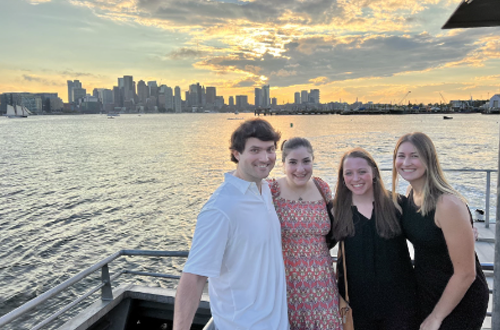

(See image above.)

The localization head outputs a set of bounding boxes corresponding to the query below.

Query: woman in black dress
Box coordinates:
[332,148,418,330]
[392,132,488,330]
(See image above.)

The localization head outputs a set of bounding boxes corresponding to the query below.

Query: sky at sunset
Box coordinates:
[1,0,500,104]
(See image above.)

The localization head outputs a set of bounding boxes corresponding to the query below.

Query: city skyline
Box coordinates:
[1,0,500,105]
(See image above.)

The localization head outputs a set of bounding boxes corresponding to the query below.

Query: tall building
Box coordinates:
[123,76,135,102]
[72,88,86,103]
[174,86,182,113]
[236,95,248,107]
[262,85,270,107]
[272,97,277,106]
[255,88,262,107]
[294,92,300,104]
[215,96,224,109]
[309,89,320,104]
[206,87,216,104]
[137,80,148,103]
[189,84,198,106]
[93,88,113,105]
[201,85,206,106]
[165,86,173,110]
[229,96,234,106]
[67,80,82,103]
[197,83,203,105]
[112,86,122,107]
[301,90,308,104]
[148,81,158,105]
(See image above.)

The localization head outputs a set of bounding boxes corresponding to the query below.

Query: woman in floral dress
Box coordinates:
[269,137,343,330]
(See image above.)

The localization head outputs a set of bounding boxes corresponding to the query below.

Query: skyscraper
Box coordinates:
[294,92,300,104]
[112,86,121,106]
[309,89,320,104]
[189,84,198,106]
[262,85,270,107]
[236,95,248,107]
[255,88,262,107]
[206,87,216,104]
[72,87,86,103]
[137,80,148,103]
[123,76,135,102]
[229,96,234,107]
[148,81,158,105]
[165,86,173,110]
[174,86,182,113]
[301,90,308,104]
[67,80,82,103]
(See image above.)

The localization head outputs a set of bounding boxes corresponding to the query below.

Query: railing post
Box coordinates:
[492,124,500,330]
[101,264,113,301]
[487,170,491,228]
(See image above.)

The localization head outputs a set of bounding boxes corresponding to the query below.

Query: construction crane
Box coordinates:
[439,92,447,105]
[398,91,411,105]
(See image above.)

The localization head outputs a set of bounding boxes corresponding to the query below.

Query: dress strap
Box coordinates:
[267,178,281,199]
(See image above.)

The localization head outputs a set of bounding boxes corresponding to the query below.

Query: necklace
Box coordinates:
[298,197,303,201]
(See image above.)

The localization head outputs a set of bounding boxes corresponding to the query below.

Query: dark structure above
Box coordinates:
[442,0,500,29]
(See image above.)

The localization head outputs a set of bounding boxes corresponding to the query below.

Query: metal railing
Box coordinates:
[382,168,498,228]
[0,250,189,330]
[0,250,495,329]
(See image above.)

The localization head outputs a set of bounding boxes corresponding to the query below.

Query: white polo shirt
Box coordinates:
[183,172,289,330]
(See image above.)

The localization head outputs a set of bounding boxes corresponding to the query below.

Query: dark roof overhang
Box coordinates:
[442,0,500,29]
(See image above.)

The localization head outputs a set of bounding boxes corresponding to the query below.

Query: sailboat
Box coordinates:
[6,104,33,118]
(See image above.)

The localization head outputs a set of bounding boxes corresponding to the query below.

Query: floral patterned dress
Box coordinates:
[269,177,343,330]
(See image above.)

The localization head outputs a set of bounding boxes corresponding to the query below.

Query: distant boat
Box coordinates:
[443,116,453,120]
[6,104,32,118]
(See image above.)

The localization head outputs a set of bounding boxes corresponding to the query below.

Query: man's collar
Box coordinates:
[224,171,262,194]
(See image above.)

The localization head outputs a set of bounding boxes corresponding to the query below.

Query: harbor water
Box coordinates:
[0,113,498,329]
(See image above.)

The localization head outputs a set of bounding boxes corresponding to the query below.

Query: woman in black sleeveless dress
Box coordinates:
[332,148,419,330]
[392,132,488,330]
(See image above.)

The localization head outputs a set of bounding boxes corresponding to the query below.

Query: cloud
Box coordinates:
[272,69,296,77]
[309,76,329,85]
[197,28,500,88]
[22,74,62,86]
[65,0,500,92]
[168,47,204,59]
[26,0,52,4]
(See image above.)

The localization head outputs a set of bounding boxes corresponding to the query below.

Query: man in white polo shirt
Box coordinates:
[173,119,289,330]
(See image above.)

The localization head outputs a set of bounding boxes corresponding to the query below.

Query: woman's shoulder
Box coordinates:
[312,176,330,188]
[436,193,466,209]
[435,193,469,217]
[435,193,473,228]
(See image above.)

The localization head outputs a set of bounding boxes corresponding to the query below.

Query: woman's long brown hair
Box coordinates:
[332,148,401,241]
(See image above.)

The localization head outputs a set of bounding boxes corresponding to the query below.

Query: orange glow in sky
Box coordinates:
[1,0,500,104]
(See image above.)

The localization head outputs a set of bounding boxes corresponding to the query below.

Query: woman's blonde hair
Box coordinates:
[391,132,466,215]
[332,148,401,241]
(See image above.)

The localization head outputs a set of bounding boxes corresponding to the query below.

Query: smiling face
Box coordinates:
[342,157,374,197]
[395,141,426,184]
[232,137,276,184]
[283,146,313,188]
